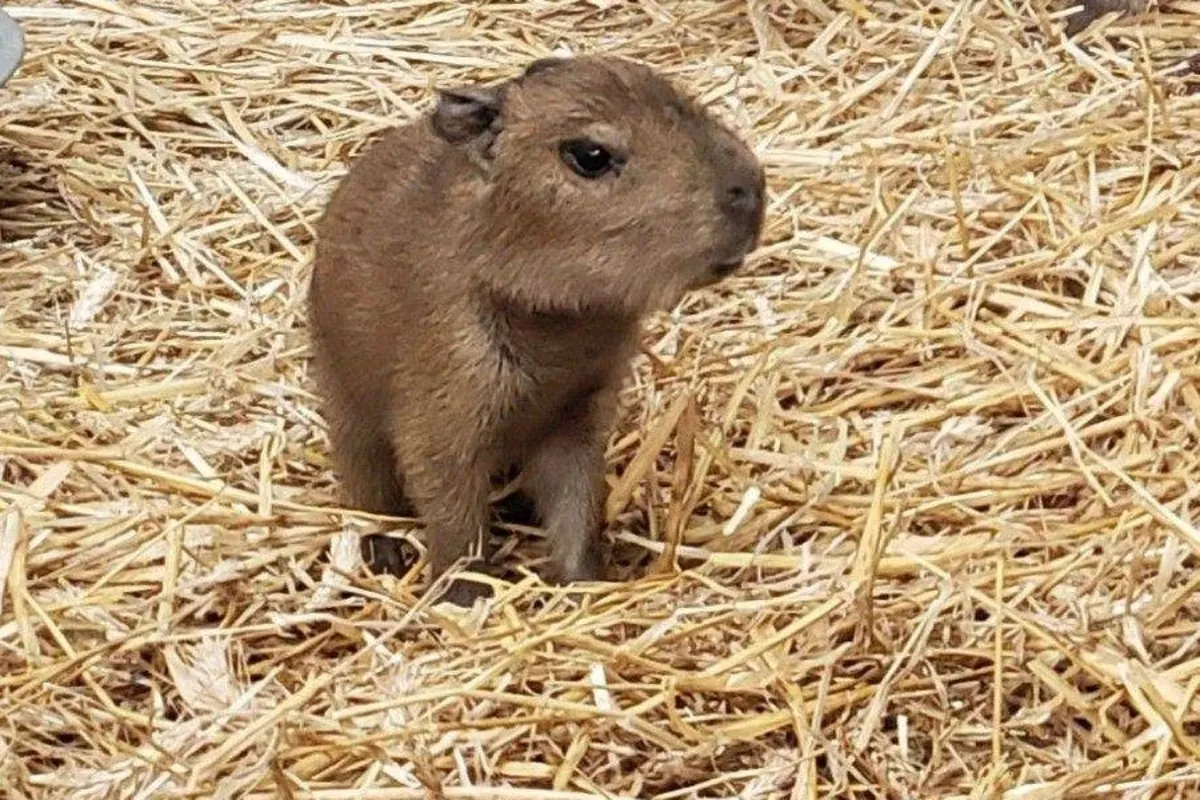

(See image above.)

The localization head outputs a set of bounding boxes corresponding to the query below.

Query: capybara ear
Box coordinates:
[431,85,504,144]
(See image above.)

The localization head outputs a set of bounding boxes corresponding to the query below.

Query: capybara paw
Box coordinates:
[548,539,607,585]
[435,559,500,606]
[363,534,416,576]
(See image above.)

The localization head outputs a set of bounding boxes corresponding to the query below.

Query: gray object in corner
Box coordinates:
[0,6,24,88]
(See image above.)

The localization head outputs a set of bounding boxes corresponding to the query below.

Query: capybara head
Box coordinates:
[429,55,766,315]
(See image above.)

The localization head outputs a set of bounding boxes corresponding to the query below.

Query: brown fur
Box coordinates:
[307,56,765,604]
[1064,0,1151,35]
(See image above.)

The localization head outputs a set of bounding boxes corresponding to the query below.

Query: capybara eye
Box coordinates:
[560,139,615,179]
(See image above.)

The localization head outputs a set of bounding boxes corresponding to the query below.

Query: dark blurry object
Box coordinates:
[1064,0,1150,36]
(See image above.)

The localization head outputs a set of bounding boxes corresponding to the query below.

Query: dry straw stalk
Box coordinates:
[2,1,1200,798]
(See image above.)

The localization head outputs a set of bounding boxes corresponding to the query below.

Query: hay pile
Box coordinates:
[3,1,1200,797]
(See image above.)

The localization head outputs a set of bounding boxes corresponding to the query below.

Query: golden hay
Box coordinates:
[2,1,1200,797]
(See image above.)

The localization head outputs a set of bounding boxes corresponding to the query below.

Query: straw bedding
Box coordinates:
[2,1,1200,798]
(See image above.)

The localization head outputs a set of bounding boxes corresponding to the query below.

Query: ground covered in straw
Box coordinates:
[3,1,1200,798]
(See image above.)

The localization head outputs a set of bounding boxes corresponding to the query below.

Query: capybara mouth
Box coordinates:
[688,258,744,290]
[709,258,744,278]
